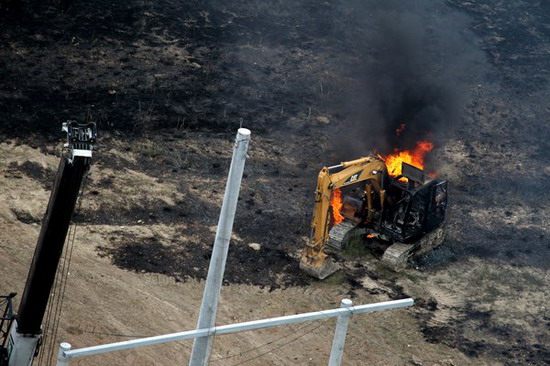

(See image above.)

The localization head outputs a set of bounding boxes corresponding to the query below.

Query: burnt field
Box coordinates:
[1,0,549,365]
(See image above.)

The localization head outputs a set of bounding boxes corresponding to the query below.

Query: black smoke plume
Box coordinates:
[335,0,486,159]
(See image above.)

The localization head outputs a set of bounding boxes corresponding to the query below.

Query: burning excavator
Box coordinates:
[300,142,448,279]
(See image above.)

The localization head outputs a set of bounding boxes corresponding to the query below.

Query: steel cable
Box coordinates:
[36,146,67,366]
[212,306,341,365]
[344,313,446,365]
[230,318,332,366]
[209,314,329,363]
[38,165,89,366]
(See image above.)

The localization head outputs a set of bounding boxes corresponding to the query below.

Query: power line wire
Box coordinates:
[231,318,332,366]
[78,329,193,351]
[210,315,328,363]
[344,314,447,365]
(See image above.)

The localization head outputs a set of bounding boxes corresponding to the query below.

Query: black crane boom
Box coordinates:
[2,121,96,366]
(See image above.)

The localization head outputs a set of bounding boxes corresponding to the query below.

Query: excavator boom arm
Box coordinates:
[300,156,386,278]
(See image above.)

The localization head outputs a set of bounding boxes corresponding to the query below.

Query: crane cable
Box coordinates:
[49,172,88,365]
[209,307,337,365]
[231,318,332,366]
[36,159,90,366]
[209,314,329,363]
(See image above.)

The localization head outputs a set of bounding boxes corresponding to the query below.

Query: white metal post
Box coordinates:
[189,128,251,366]
[328,299,353,366]
[56,342,72,366]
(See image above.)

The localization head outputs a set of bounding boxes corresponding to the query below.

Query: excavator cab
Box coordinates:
[377,163,447,243]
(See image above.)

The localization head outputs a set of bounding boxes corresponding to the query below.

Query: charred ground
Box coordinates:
[1,1,549,365]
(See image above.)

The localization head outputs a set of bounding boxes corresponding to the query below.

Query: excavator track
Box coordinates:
[381,226,446,271]
[327,220,356,250]
[381,243,413,271]
[414,227,446,256]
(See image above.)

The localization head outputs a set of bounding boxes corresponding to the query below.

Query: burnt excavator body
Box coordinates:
[300,155,447,279]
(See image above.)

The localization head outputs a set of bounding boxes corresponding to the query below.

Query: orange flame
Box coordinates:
[330,188,345,226]
[384,140,434,178]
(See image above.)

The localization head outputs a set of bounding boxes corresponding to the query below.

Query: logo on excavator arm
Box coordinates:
[344,172,361,185]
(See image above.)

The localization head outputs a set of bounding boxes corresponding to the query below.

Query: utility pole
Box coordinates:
[189,128,251,366]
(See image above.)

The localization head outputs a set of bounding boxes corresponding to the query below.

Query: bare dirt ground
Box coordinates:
[1,1,549,365]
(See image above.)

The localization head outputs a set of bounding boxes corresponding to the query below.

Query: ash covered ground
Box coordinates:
[1,1,549,365]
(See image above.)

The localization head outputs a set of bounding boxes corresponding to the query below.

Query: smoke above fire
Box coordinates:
[334,0,486,159]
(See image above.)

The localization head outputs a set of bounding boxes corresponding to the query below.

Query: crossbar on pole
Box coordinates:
[57,298,413,362]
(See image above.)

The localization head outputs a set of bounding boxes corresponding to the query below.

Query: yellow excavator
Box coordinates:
[300,155,447,279]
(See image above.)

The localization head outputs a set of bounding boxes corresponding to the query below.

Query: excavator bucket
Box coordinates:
[299,258,340,280]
